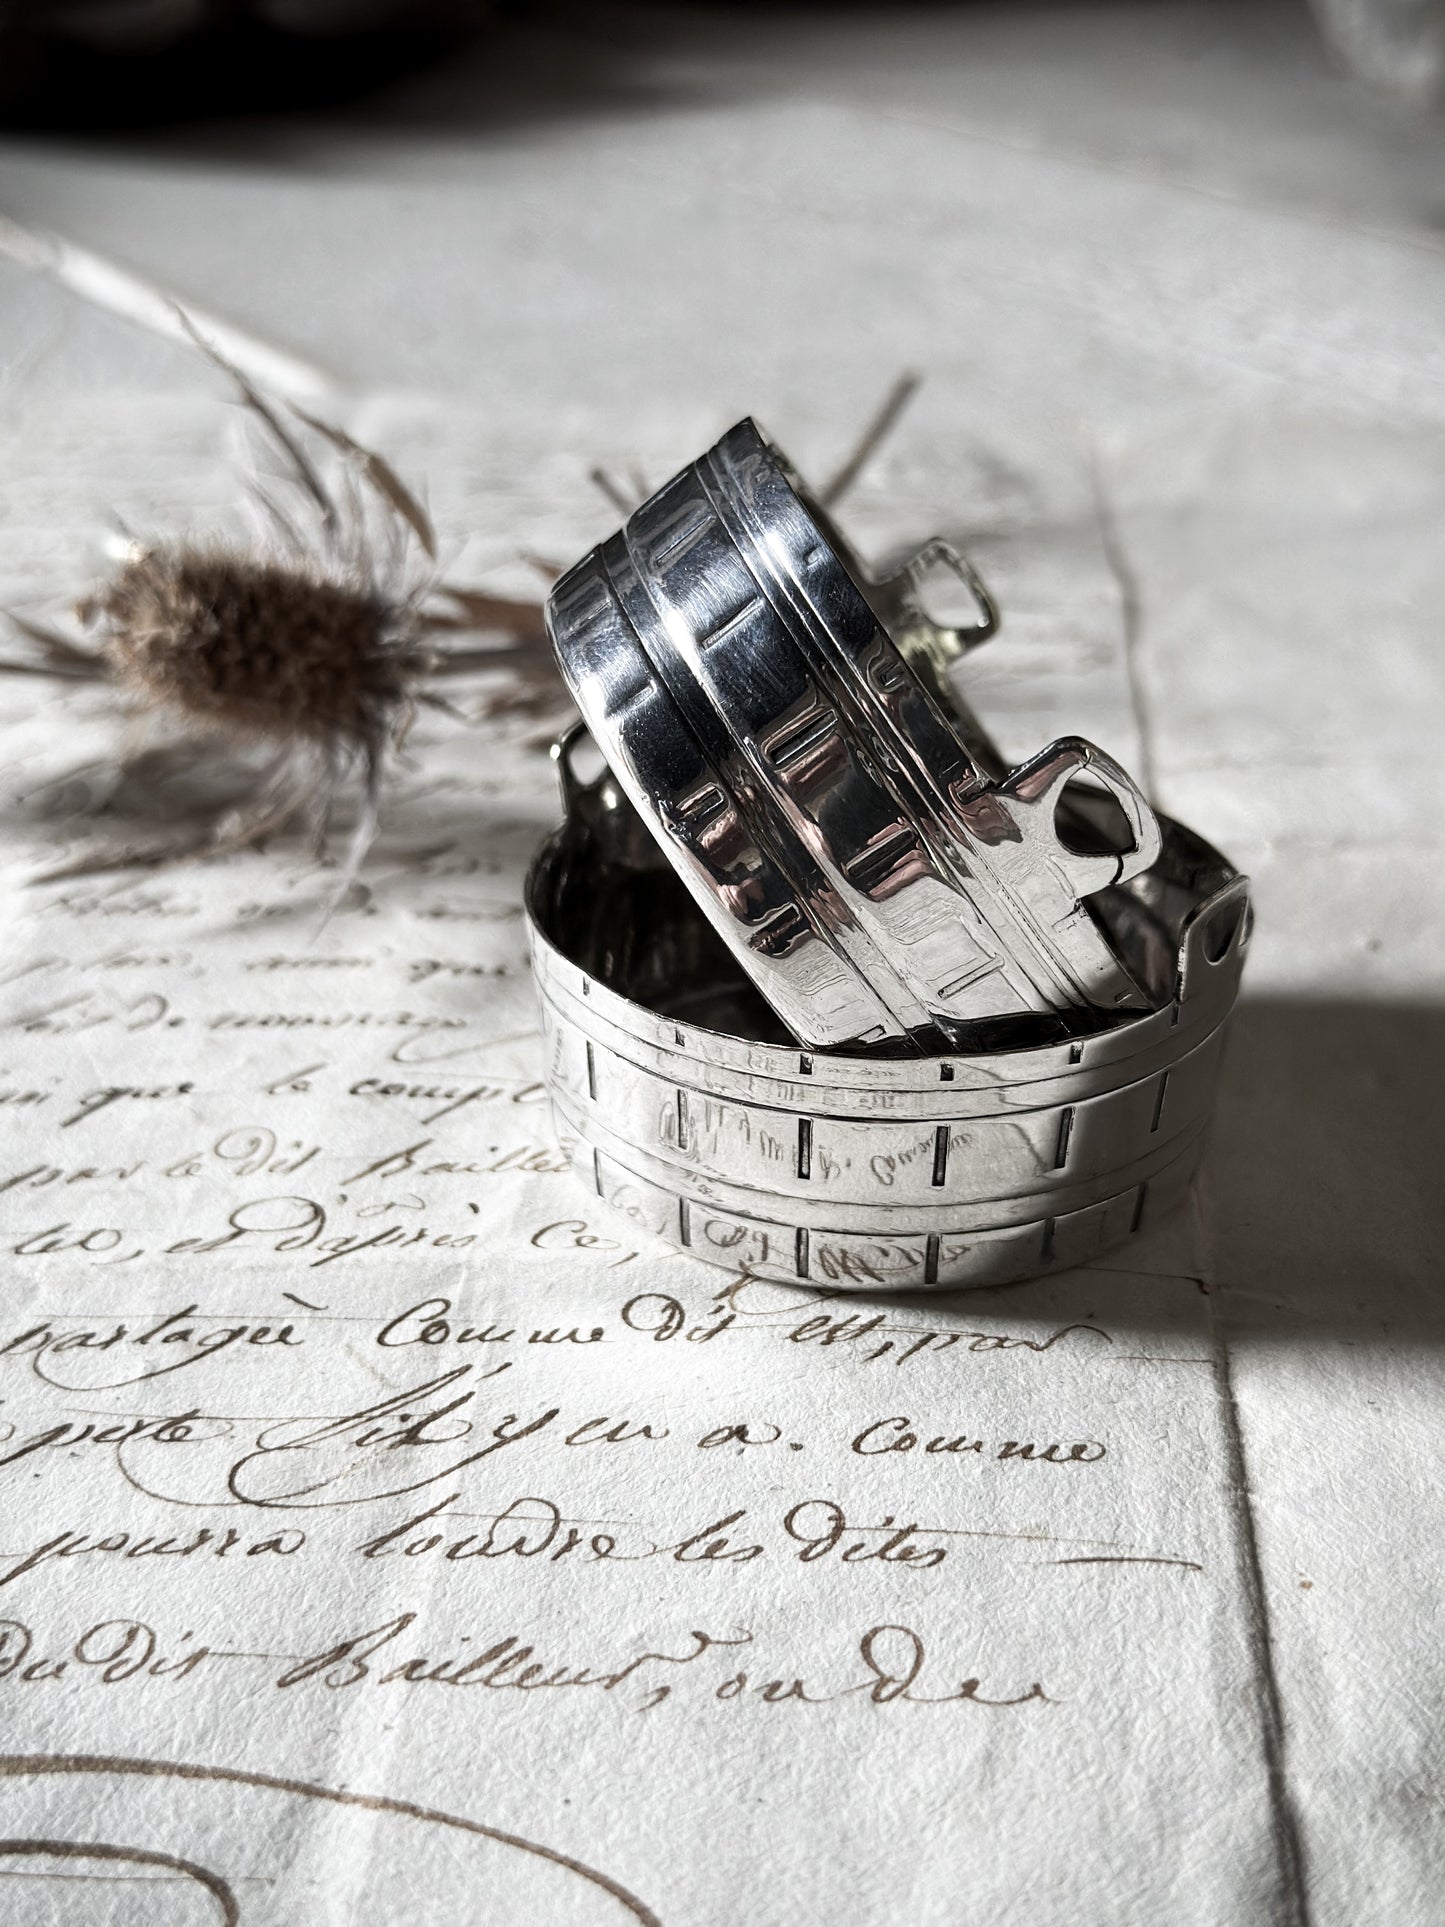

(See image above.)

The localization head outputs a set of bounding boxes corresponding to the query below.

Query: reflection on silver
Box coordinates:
[525,755,1250,1293]
[546,419,1163,1051]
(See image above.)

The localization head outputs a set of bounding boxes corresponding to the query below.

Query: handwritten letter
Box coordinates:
[0,393,1277,1926]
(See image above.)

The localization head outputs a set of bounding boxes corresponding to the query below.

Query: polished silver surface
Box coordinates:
[547,419,1163,1052]
[525,755,1250,1293]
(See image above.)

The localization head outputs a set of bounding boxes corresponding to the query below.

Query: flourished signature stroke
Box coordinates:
[0,1752,662,1926]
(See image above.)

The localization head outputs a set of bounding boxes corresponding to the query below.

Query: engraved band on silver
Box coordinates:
[524,747,1250,1293]
[546,419,1163,1053]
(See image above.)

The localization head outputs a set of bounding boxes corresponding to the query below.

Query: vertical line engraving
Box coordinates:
[676,1087,690,1152]
[931,1124,950,1188]
[924,1231,940,1286]
[1130,1181,1148,1233]
[678,1196,692,1246]
[799,1053,814,1076]
[797,1117,813,1180]
[1040,1216,1056,1262]
[794,1226,810,1278]
[591,1146,603,1196]
[585,1041,597,1102]
[1151,1069,1170,1133]
[1053,1106,1075,1170]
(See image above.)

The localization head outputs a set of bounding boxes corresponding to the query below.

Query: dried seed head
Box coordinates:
[0,352,918,898]
[89,544,419,750]
[0,310,572,895]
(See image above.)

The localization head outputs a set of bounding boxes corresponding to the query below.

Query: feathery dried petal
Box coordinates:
[295,409,438,559]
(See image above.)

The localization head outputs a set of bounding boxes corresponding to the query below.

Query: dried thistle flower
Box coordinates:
[0,317,563,894]
[1,358,920,899]
[89,549,419,746]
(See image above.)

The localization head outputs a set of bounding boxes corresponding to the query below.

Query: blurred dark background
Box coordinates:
[2,0,1442,130]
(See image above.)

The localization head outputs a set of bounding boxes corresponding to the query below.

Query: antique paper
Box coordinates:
[1,11,1443,1907]
[0,373,1289,1927]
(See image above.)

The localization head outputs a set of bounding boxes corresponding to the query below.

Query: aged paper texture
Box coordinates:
[0,377,1301,1927]
[5,5,1445,1910]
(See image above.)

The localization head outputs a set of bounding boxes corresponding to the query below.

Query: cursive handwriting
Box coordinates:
[620,1287,1111,1373]
[851,1417,1107,1463]
[0,1613,1051,1714]
[1,1302,303,1389]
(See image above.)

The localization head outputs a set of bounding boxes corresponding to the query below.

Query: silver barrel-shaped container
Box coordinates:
[525,747,1250,1293]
